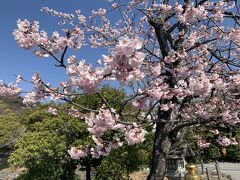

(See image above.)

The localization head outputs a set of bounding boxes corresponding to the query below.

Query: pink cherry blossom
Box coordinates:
[66,59,103,92]
[101,36,145,84]
[175,3,183,15]
[47,106,58,115]
[231,137,238,145]
[85,107,122,136]
[217,136,231,147]
[68,106,82,118]
[16,75,23,84]
[197,138,211,148]
[124,123,146,145]
[132,99,147,109]
[209,129,219,135]
[13,19,40,49]
[160,102,174,111]
[0,81,21,97]
[68,147,88,159]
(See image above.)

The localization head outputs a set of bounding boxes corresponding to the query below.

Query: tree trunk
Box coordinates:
[86,158,91,180]
[147,108,172,180]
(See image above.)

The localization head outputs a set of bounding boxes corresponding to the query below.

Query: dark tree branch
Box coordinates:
[170,116,221,135]
[208,48,240,67]
[148,18,170,58]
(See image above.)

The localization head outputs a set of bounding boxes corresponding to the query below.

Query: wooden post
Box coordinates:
[215,161,222,180]
[206,168,211,180]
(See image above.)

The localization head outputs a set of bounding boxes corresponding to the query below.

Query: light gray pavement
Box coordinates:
[199,162,240,180]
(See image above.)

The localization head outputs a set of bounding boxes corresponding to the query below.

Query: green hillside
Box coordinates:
[0,97,24,170]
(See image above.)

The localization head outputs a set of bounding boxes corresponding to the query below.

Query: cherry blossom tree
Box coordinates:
[2,0,240,179]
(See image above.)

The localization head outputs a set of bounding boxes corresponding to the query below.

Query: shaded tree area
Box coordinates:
[186,123,240,163]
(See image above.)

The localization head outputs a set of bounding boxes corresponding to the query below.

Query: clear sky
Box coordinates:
[0,0,112,91]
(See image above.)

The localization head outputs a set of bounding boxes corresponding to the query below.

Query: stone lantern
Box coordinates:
[165,155,186,179]
[165,141,195,180]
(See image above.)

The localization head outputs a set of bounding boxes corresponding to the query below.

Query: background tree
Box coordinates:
[186,123,240,163]
[9,105,86,180]
[9,86,152,180]
[0,97,24,170]
[1,0,240,179]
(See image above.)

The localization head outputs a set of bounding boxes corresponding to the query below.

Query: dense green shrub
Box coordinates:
[9,108,86,179]
[207,144,221,160]
[95,137,152,180]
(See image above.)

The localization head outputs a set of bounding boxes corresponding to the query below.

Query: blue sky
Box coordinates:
[0,0,112,91]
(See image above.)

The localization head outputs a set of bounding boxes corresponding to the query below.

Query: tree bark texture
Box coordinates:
[147,108,172,180]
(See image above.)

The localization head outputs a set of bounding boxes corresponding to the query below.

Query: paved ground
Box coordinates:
[129,162,240,180]
[201,162,240,180]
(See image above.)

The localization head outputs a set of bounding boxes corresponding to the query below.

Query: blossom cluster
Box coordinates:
[13,19,84,57]
[68,107,146,159]
[197,134,238,148]
[221,110,240,125]
[101,36,145,84]
[197,138,211,148]
[47,106,58,115]
[90,135,124,158]
[85,107,122,136]
[67,106,83,118]
[66,55,103,92]
[13,19,41,49]
[217,136,238,147]
[0,81,21,97]
[85,107,145,145]
[68,147,88,160]
[124,123,146,145]
[176,4,207,24]
[41,7,74,22]
[23,74,48,105]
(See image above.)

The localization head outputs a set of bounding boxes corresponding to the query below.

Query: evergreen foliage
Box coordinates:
[9,86,152,179]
